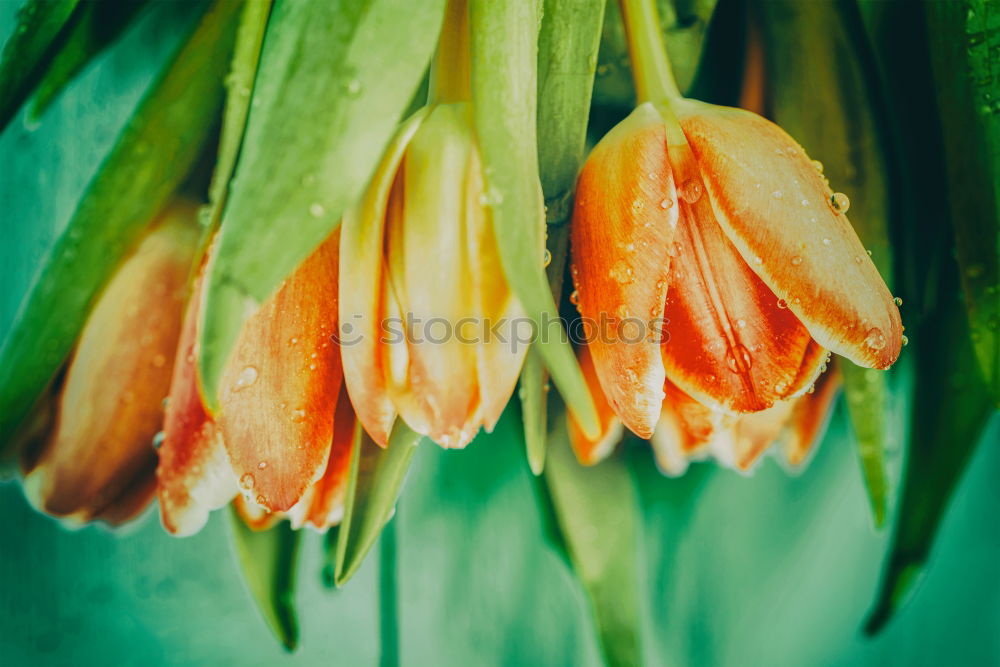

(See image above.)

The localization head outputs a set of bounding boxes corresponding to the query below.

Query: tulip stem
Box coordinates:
[428,0,471,104]
[618,0,682,105]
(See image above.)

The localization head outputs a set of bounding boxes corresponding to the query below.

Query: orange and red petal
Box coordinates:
[219,231,343,513]
[676,100,902,369]
[567,344,624,465]
[784,363,842,467]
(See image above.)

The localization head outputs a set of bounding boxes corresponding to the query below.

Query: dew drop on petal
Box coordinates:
[736,318,746,328]
[255,494,267,506]
[239,473,255,490]
[829,192,850,213]
[679,180,702,203]
[309,203,326,218]
[893,296,903,306]
[152,353,166,368]
[543,248,552,267]
[257,461,268,470]
[610,260,634,284]
[901,334,909,347]
[232,366,258,392]
[864,327,887,350]
[774,380,789,394]
[291,408,307,423]
[660,198,673,210]
[822,238,831,246]
[790,256,803,266]
[771,190,783,200]
[725,344,753,374]
[812,159,824,173]
[616,304,630,319]
[569,290,580,306]
[776,299,788,309]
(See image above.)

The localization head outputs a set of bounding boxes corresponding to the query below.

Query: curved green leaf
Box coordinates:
[0,0,240,453]
[199,0,446,411]
[925,0,1000,406]
[469,0,599,438]
[335,422,421,587]
[29,0,149,120]
[545,417,642,667]
[0,0,79,132]
[228,509,301,651]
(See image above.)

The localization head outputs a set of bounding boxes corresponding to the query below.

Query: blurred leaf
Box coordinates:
[335,422,421,587]
[520,350,548,475]
[199,0,446,411]
[469,0,599,438]
[685,0,747,106]
[201,0,271,240]
[228,508,301,651]
[865,256,993,634]
[545,417,642,667]
[30,0,149,119]
[924,0,1000,405]
[0,0,240,453]
[379,517,399,667]
[0,0,79,131]
[754,0,898,528]
[593,0,718,107]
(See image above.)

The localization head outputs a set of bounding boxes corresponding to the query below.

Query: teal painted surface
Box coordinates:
[1,3,998,665]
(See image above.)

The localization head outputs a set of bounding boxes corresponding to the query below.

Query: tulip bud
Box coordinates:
[341,103,527,449]
[23,200,199,525]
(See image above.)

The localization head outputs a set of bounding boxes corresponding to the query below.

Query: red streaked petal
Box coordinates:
[567,344,623,465]
[341,111,429,446]
[157,266,238,537]
[729,401,795,472]
[219,231,343,513]
[571,102,677,439]
[785,364,841,467]
[660,186,824,413]
[232,496,280,532]
[650,381,732,475]
[676,99,902,369]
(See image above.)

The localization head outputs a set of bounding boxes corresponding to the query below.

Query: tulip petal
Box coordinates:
[91,461,158,526]
[675,99,902,369]
[383,104,480,448]
[650,381,730,476]
[157,268,238,537]
[571,103,678,438]
[219,231,343,513]
[660,181,826,413]
[26,210,198,520]
[784,364,841,467]
[567,345,623,466]
[729,401,794,472]
[467,147,529,435]
[341,109,429,446]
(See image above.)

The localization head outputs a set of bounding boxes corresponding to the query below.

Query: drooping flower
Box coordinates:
[157,229,356,535]
[22,201,200,525]
[339,2,527,450]
[567,0,901,465]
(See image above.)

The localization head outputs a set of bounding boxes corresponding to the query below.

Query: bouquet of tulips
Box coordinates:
[0,0,996,662]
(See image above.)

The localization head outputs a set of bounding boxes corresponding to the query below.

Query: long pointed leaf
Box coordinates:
[0,0,80,131]
[199,0,446,411]
[228,508,301,651]
[925,0,1000,405]
[29,0,149,119]
[0,0,241,453]
[469,0,599,438]
[545,417,642,667]
[334,422,421,587]
[756,0,898,527]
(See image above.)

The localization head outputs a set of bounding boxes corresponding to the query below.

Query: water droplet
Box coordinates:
[705,373,717,384]
[774,380,789,393]
[659,198,673,209]
[854,256,863,264]
[893,296,903,306]
[725,344,753,374]
[309,202,326,217]
[569,290,580,306]
[610,260,634,284]
[790,256,803,266]
[309,363,317,371]
[345,79,362,96]
[543,248,552,267]
[255,494,267,506]
[800,199,809,206]
[812,160,824,173]
[257,461,268,471]
[239,473,255,490]
[152,432,165,450]
[754,256,763,265]
[291,408,307,422]
[737,318,746,328]
[771,190,783,200]
[616,304,630,319]
[289,337,299,346]
[679,180,703,203]
[829,192,850,213]
[864,327,887,350]
[152,353,167,368]
[655,279,667,292]
[624,368,639,384]
[901,334,909,347]
[647,171,657,180]
[822,238,831,246]
[233,366,258,392]
[776,299,788,309]
[631,198,645,214]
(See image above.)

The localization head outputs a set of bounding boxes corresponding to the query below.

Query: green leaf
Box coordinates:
[592,0,719,108]
[0,0,241,453]
[228,508,301,651]
[755,0,898,528]
[469,0,599,438]
[335,422,421,587]
[519,349,548,475]
[924,0,1000,405]
[198,0,446,411]
[0,0,80,132]
[203,0,272,237]
[544,416,642,667]
[29,0,149,120]
[865,256,993,634]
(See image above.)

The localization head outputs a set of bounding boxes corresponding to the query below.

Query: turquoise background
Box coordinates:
[1,3,998,665]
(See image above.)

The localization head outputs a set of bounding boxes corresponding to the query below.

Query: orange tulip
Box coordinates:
[570,97,901,444]
[340,103,527,450]
[156,229,357,534]
[23,201,200,525]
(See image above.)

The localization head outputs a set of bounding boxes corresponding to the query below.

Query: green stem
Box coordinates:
[618,0,681,105]
[428,0,470,104]
[379,516,400,667]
